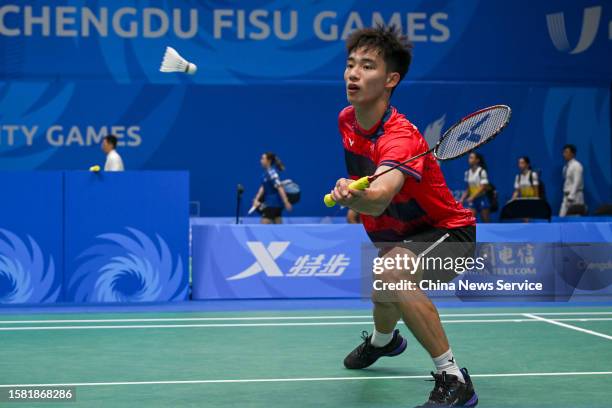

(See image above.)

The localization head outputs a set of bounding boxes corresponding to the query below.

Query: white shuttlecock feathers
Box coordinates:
[159,46,197,75]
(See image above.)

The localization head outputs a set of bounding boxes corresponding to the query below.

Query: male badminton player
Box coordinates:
[328,26,478,407]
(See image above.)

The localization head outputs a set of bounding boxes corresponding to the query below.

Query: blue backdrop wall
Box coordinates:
[0,0,610,216]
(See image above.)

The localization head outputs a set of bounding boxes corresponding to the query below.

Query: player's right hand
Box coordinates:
[331,178,363,207]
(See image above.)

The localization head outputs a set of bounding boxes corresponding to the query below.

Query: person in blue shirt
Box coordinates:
[252,152,292,224]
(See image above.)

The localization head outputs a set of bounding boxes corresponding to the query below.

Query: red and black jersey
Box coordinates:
[339,105,475,242]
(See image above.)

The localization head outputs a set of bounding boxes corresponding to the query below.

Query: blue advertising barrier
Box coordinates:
[192,224,369,299]
[0,172,63,304]
[63,171,189,303]
[192,222,612,301]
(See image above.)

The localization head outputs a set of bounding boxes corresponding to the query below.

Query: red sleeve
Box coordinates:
[376,130,427,182]
[338,106,352,133]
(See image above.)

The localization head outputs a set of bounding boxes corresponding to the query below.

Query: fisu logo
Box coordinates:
[546,6,603,54]
[424,114,446,148]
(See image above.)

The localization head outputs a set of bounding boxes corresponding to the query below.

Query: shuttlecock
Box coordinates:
[160,46,197,75]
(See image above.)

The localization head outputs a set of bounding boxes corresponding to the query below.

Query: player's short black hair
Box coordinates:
[104,135,118,148]
[346,25,413,87]
[563,144,577,155]
[519,156,531,167]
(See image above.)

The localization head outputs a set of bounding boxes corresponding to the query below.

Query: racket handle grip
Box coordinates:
[323,177,370,207]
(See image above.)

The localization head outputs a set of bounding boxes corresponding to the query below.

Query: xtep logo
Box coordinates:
[227,242,289,281]
[227,241,351,281]
[546,6,604,54]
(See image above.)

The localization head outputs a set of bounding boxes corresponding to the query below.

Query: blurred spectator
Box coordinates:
[559,144,585,216]
[460,152,491,222]
[102,135,124,171]
[511,156,539,200]
[252,152,292,224]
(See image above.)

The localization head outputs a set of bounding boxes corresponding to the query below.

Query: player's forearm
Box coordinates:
[567,183,577,200]
[333,168,403,216]
[277,186,291,206]
[348,185,391,216]
[254,186,264,202]
[568,175,581,199]
[567,168,583,200]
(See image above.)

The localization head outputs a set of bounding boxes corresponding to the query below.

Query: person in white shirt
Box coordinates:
[459,152,491,222]
[102,135,124,172]
[511,156,539,200]
[560,144,584,216]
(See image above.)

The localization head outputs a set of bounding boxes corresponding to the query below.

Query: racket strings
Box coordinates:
[436,107,510,160]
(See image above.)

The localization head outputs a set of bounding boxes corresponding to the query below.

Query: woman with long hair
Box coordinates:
[252,152,292,224]
[460,152,491,222]
[511,156,539,200]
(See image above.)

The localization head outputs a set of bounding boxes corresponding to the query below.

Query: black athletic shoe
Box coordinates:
[415,368,478,407]
[343,329,407,369]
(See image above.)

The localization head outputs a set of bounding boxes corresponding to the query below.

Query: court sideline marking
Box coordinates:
[1,371,611,388]
[1,317,612,331]
[0,311,611,325]
[523,313,612,341]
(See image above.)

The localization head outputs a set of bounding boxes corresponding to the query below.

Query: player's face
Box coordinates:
[344,48,395,106]
[260,154,270,168]
[562,148,573,161]
[518,158,527,171]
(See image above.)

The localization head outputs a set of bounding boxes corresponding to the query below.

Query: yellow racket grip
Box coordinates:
[323,176,370,207]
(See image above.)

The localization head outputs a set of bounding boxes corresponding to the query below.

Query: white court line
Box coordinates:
[1,371,611,388]
[523,313,612,341]
[512,311,612,316]
[0,311,611,325]
[1,318,612,331]
[0,316,368,324]
[0,316,371,324]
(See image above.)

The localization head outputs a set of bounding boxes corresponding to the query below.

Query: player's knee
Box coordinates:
[371,297,398,309]
[371,286,400,303]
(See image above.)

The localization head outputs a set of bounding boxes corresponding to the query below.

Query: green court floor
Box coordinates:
[1,306,611,407]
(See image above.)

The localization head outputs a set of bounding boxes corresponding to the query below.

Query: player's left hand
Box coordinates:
[331,178,365,207]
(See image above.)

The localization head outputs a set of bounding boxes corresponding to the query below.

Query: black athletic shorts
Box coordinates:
[261,206,283,220]
[378,225,476,283]
[403,225,475,244]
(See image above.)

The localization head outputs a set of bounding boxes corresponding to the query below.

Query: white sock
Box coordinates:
[432,349,465,383]
[371,329,394,348]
